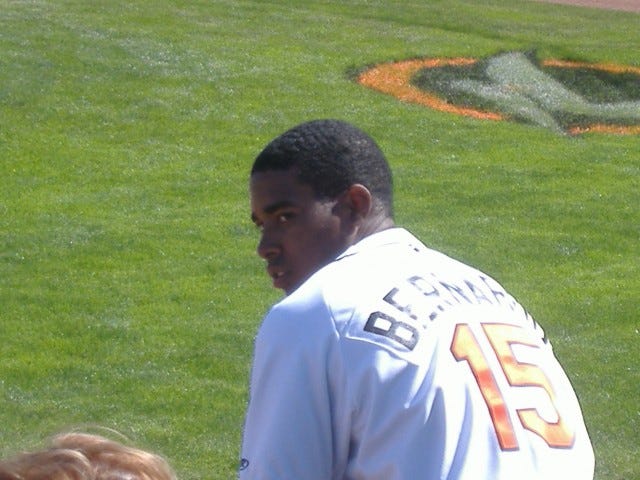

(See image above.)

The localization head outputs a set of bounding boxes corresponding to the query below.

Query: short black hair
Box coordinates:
[251,119,393,216]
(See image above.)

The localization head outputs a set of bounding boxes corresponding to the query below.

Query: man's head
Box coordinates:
[251,119,393,215]
[250,119,395,294]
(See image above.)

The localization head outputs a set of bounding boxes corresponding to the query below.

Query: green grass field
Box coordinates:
[1,1,638,478]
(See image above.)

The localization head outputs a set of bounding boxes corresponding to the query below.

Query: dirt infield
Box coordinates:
[536,0,640,12]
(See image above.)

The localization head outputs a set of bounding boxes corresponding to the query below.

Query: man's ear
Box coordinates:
[341,184,372,221]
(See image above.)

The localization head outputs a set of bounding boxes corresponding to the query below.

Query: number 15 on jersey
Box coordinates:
[451,322,575,451]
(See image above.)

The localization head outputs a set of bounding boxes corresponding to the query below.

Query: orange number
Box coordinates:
[451,323,518,450]
[451,323,575,450]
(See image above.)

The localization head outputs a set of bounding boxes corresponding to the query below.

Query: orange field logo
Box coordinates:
[357,52,640,135]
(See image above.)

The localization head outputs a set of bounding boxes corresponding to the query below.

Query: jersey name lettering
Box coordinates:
[364,311,419,350]
[364,273,535,351]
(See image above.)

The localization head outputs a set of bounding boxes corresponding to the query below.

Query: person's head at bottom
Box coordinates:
[0,432,177,480]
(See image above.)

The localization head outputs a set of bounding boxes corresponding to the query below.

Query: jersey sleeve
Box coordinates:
[239,299,348,479]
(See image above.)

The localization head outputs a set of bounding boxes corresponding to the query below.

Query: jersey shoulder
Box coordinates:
[317,237,546,364]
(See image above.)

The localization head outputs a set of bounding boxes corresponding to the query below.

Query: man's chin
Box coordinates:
[273,272,294,293]
[275,273,306,296]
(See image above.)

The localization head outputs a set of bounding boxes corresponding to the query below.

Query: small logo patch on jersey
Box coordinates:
[239,458,249,471]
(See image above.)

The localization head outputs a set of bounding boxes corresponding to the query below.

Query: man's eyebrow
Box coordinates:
[264,200,296,214]
[251,200,297,224]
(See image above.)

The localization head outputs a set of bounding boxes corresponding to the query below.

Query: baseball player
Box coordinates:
[239,119,594,479]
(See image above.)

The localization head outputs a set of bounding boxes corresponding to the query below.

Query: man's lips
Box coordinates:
[266,263,301,293]
[267,264,286,282]
[267,265,285,288]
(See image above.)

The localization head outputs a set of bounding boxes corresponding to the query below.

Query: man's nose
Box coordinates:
[257,233,280,260]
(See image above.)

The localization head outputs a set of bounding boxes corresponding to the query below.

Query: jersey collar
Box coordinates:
[336,227,418,261]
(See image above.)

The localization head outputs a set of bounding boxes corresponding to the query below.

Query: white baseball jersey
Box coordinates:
[239,228,594,479]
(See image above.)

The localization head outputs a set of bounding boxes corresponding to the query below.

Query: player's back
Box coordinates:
[317,228,594,479]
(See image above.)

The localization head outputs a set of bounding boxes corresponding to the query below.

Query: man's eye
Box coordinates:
[278,213,294,223]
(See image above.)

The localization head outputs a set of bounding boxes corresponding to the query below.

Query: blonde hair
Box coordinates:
[0,432,177,480]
